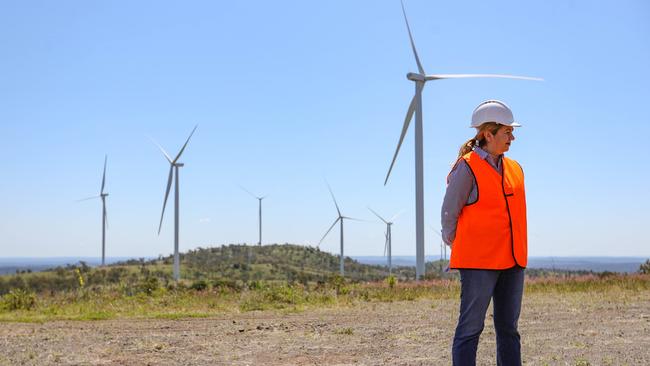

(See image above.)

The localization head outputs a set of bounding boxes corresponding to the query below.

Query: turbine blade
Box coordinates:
[100,155,107,194]
[426,74,543,81]
[384,85,422,185]
[150,137,173,164]
[367,207,388,224]
[158,165,174,235]
[401,0,425,75]
[77,195,100,202]
[326,182,342,217]
[430,226,443,238]
[383,231,389,257]
[342,216,365,222]
[389,210,405,223]
[173,124,198,163]
[319,217,340,246]
[238,184,258,199]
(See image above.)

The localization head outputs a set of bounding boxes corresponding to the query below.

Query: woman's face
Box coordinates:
[485,125,515,155]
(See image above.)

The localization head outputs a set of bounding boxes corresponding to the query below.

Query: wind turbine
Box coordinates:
[383,1,543,280]
[368,207,401,275]
[319,184,359,276]
[240,186,266,246]
[430,226,447,274]
[153,125,198,281]
[78,155,109,266]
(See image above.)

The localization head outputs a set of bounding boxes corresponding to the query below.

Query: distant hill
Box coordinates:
[354,256,648,273]
[526,257,646,273]
[164,244,433,282]
[0,257,151,275]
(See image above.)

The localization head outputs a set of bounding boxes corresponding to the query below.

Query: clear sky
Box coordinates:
[1,0,648,259]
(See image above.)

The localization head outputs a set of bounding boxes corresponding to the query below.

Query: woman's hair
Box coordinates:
[457,122,502,159]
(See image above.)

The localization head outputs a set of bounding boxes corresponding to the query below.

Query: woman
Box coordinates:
[441,100,528,366]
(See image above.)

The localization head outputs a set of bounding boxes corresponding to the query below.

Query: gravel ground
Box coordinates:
[1,290,648,365]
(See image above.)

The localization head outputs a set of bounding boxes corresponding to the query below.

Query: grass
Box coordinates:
[0,274,648,323]
[334,327,354,335]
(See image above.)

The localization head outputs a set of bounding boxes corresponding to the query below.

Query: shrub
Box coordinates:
[335,327,354,335]
[639,259,650,274]
[137,277,160,296]
[386,275,397,289]
[247,280,264,291]
[328,275,348,295]
[6,276,25,291]
[190,280,208,292]
[211,279,241,291]
[1,289,36,311]
[265,284,299,305]
[75,268,85,288]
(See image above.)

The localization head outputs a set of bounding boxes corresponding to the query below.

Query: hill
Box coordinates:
[1,244,449,294]
[151,244,432,283]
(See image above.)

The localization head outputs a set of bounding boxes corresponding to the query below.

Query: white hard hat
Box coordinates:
[470,100,521,128]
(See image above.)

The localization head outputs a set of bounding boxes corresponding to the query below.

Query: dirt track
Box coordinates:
[1,290,649,365]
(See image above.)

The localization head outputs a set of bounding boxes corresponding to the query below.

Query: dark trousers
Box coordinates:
[452,266,524,366]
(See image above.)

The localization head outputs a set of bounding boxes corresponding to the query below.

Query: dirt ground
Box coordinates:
[1,290,648,366]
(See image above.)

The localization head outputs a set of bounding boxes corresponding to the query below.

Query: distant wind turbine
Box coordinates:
[78,155,109,266]
[368,207,401,275]
[319,183,360,276]
[430,226,447,273]
[152,125,198,281]
[240,186,266,246]
[383,1,543,280]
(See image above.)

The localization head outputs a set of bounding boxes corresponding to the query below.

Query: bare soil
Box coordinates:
[1,290,648,365]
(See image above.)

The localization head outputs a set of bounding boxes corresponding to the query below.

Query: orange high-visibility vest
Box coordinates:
[449,151,528,269]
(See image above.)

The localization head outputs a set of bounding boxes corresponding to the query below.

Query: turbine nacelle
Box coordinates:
[406,72,426,82]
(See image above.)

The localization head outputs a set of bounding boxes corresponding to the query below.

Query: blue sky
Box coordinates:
[1,0,648,259]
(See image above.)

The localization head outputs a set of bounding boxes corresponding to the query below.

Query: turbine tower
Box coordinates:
[240,186,266,246]
[153,125,198,281]
[368,207,401,275]
[78,155,109,266]
[384,1,542,280]
[319,184,359,276]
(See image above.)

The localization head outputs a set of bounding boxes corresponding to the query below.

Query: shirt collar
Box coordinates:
[474,146,503,163]
[474,146,489,159]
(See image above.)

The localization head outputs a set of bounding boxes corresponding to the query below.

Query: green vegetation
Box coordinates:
[335,327,354,335]
[179,244,426,283]
[0,244,451,296]
[386,274,397,289]
[1,289,36,311]
[0,245,647,322]
[1,272,647,323]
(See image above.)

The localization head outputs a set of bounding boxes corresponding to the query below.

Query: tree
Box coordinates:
[639,259,650,274]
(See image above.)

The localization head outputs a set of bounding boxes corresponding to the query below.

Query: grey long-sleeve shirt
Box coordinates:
[440,146,503,246]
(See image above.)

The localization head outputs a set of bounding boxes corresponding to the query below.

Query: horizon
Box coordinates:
[2,1,649,259]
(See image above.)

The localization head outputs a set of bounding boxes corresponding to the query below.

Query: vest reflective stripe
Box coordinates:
[449,151,528,270]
